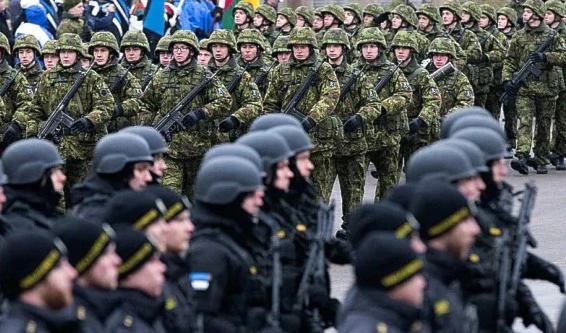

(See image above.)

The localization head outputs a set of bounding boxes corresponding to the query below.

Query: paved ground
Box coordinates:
[327,161,566,332]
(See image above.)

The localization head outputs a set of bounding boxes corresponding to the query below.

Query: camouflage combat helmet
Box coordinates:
[391,4,418,27]
[278,7,297,27]
[57,33,83,53]
[13,34,41,54]
[314,6,324,19]
[391,30,418,52]
[321,4,346,24]
[120,30,150,53]
[497,7,518,26]
[199,38,210,50]
[80,42,92,59]
[41,39,58,55]
[256,4,276,24]
[439,0,462,20]
[480,4,497,23]
[288,27,318,49]
[272,35,290,54]
[89,31,119,54]
[237,28,265,51]
[355,27,387,49]
[363,4,385,18]
[523,0,545,18]
[428,37,457,57]
[343,3,363,23]
[208,29,238,53]
[416,3,441,24]
[0,32,10,55]
[170,29,199,54]
[155,35,172,53]
[321,28,351,50]
[545,0,566,17]
[462,1,482,22]
[295,6,314,25]
[233,1,254,18]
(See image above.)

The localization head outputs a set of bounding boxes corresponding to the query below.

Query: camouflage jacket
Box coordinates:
[387,27,430,62]
[264,53,340,153]
[56,12,91,41]
[487,24,510,86]
[123,55,158,89]
[466,24,505,93]
[238,55,275,97]
[19,61,43,93]
[260,26,277,46]
[503,22,566,97]
[448,22,482,66]
[506,0,525,19]
[331,59,381,156]
[426,62,474,116]
[28,61,113,160]
[401,57,441,124]
[94,57,143,132]
[140,58,232,158]
[209,56,262,143]
[419,24,467,70]
[0,59,33,132]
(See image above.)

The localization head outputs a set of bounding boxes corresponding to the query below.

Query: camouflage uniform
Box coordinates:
[316,5,344,46]
[42,40,58,55]
[356,28,412,200]
[120,31,158,89]
[264,27,340,202]
[140,30,232,197]
[208,30,262,143]
[27,33,113,200]
[295,6,313,27]
[503,0,566,168]
[89,32,143,132]
[232,1,254,41]
[387,4,430,62]
[343,3,363,61]
[507,0,527,23]
[393,31,442,164]
[154,35,172,67]
[236,28,274,97]
[256,4,277,46]
[276,7,297,39]
[56,12,92,41]
[426,38,475,116]
[13,35,43,92]
[322,28,380,227]
[361,4,385,29]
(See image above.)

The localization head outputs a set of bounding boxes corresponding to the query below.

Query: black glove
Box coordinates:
[343,114,363,133]
[480,53,489,63]
[409,117,426,135]
[517,282,554,332]
[70,117,94,135]
[301,116,316,133]
[307,284,340,327]
[325,238,353,265]
[218,115,240,133]
[181,109,205,129]
[525,252,565,293]
[111,104,123,120]
[2,123,21,146]
[504,81,518,96]
[160,130,173,143]
[528,52,546,64]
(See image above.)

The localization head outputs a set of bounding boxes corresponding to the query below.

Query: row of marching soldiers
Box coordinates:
[0,109,564,333]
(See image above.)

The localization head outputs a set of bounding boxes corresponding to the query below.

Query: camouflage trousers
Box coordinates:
[63,159,91,208]
[552,90,566,156]
[516,95,555,165]
[163,155,203,199]
[485,86,503,120]
[310,151,334,203]
[400,131,431,169]
[366,141,400,201]
[474,92,488,109]
[332,154,366,225]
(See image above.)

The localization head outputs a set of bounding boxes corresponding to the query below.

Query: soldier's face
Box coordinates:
[151,155,167,178]
[198,49,212,65]
[323,14,336,27]
[146,219,168,252]
[241,189,264,216]
[295,150,314,177]
[444,216,480,260]
[124,46,143,63]
[121,254,166,298]
[418,15,431,30]
[497,15,509,29]
[164,210,194,254]
[391,14,404,29]
[234,9,248,25]
[276,52,291,64]
[363,14,374,24]
[460,11,471,24]
[129,162,153,191]
[273,159,294,191]
[296,15,306,28]
[240,43,258,62]
[313,15,324,29]
[49,167,66,193]
[491,158,508,184]
[394,47,411,63]
[68,2,84,16]
[361,43,379,61]
[457,175,485,202]
[479,15,490,28]
[292,44,310,61]
[211,44,230,61]
[523,8,541,27]
[544,10,556,25]
[344,10,355,25]
[82,244,121,290]
[563,16,566,24]
[325,44,343,60]
[81,58,91,68]
[59,50,78,67]
[389,274,426,307]
[172,43,191,64]
[17,48,34,66]
[441,10,455,25]
[432,54,449,68]
[43,54,59,69]
[40,260,77,310]
[93,46,110,66]
[253,13,265,27]
[276,15,289,29]
[159,51,172,67]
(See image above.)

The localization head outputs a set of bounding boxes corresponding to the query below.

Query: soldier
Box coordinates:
[232,1,254,40]
[154,35,172,68]
[355,27,412,201]
[121,126,169,185]
[197,38,212,66]
[27,33,113,202]
[393,31,442,168]
[237,28,274,96]
[425,38,475,116]
[388,4,430,62]
[254,4,277,45]
[90,32,142,133]
[295,6,314,28]
[80,42,92,68]
[0,231,80,332]
[42,39,59,70]
[13,35,43,92]
[504,0,566,175]
[120,30,158,89]
[207,29,262,142]
[276,7,297,38]
[343,4,363,40]
[313,7,324,32]
[320,5,345,35]
[140,29,231,197]
[272,35,291,65]
[264,27,340,202]
[362,4,385,28]
[461,1,505,108]
[321,28,380,238]
[0,139,65,232]
[56,0,91,41]
[498,7,519,38]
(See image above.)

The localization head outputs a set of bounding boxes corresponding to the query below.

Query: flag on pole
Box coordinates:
[40,0,59,33]
[143,0,165,58]
[110,0,131,37]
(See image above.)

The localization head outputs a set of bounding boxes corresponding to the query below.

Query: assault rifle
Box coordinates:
[38,63,95,140]
[375,63,400,94]
[431,63,456,83]
[109,64,132,93]
[0,68,21,97]
[255,61,277,89]
[140,66,160,91]
[338,64,367,100]
[282,60,324,121]
[266,232,282,329]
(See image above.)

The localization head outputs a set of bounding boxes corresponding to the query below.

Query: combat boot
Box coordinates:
[536,164,548,175]
[511,158,529,175]
[549,153,561,167]
[557,158,566,171]
[336,228,349,241]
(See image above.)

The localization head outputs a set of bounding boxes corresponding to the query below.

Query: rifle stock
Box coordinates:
[282,60,324,121]
[375,64,400,94]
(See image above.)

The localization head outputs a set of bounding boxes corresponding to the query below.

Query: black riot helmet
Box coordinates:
[249,114,302,131]
[2,139,63,185]
[451,128,507,161]
[202,143,265,177]
[120,126,169,155]
[433,139,489,173]
[236,131,294,174]
[92,133,154,175]
[440,107,491,139]
[448,115,507,141]
[270,125,314,155]
[406,145,477,183]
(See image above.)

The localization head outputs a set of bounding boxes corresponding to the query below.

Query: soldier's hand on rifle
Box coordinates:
[324,238,353,265]
[300,116,316,133]
[218,116,240,133]
[71,117,94,135]
[111,105,123,120]
[504,81,518,96]
[343,114,363,133]
[525,252,566,293]
[2,123,21,146]
[160,130,173,143]
[409,117,426,135]
[528,52,547,64]
[181,109,205,129]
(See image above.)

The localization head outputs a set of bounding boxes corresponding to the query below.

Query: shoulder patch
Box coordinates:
[464,90,474,98]
[402,82,412,91]
[189,272,212,291]
[100,88,109,96]
[434,299,451,316]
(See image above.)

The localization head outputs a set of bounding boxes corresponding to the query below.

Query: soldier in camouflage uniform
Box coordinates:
[120,31,158,90]
[42,40,59,70]
[197,38,212,66]
[295,6,313,28]
[264,27,340,202]
[394,31,442,168]
[388,4,430,62]
[276,8,297,38]
[79,42,92,68]
[271,35,291,65]
[27,33,113,204]
[343,4,363,40]
[461,1,506,108]
[237,28,274,97]
[313,7,324,33]
[356,27,412,200]
[139,30,232,197]
[504,0,566,175]
[362,4,385,28]
[13,35,43,92]
[317,5,345,46]
[56,0,91,41]
[232,1,254,41]
[321,28,380,238]
[207,30,262,142]
[254,4,277,46]
[154,35,172,68]
[508,0,527,25]
[89,31,143,133]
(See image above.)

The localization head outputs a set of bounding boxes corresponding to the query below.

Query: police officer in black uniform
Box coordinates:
[120,126,169,185]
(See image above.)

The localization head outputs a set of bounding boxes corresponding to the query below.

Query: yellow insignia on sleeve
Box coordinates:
[376,322,388,333]
[26,321,37,333]
[489,227,502,236]
[124,315,134,327]
[434,300,450,316]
